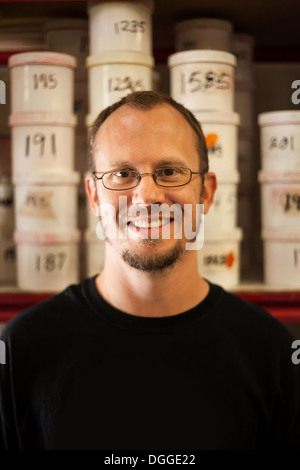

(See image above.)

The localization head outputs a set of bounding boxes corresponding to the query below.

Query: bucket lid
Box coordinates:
[258,110,300,126]
[194,111,240,125]
[43,18,89,32]
[204,226,243,241]
[8,51,77,69]
[86,51,154,67]
[9,112,77,127]
[87,0,154,13]
[168,49,236,67]
[174,18,233,32]
[14,229,81,244]
[258,170,300,183]
[13,172,81,185]
[261,228,300,241]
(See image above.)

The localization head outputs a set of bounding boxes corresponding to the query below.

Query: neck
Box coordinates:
[95,245,209,317]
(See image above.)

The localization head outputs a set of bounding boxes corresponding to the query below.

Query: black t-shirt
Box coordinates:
[0,276,299,450]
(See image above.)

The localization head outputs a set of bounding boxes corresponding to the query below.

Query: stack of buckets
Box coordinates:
[231,33,258,280]
[168,18,242,289]
[258,110,300,288]
[8,51,81,292]
[0,64,16,285]
[85,0,155,277]
[43,18,90,280]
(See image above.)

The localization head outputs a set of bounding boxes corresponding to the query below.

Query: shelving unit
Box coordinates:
[0,0,299,329]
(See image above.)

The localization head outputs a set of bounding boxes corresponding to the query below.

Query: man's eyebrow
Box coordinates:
[108,158,188,168]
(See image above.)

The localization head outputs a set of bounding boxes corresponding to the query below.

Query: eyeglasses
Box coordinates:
[92,167,204,191]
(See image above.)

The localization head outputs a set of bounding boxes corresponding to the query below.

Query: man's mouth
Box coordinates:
[128,217,172,229]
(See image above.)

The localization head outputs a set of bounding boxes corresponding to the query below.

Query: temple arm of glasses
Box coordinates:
[92,173,103,181]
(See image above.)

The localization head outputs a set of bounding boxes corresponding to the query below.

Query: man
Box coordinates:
[1,91,300,450]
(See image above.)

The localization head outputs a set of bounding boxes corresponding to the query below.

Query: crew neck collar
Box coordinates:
[83,275,223,333]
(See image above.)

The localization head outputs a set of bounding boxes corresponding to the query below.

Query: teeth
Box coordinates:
[133,218,170,228]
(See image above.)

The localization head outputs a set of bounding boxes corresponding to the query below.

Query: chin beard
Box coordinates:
[121,241,184,273]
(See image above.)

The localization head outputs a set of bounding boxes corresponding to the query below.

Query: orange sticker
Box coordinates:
[205,133,218,148]
[226,251,235,268]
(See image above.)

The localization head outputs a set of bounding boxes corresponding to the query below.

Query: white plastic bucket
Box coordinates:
[204,170,240,232]
[0,229,16,285]
[0,175,14,229]
[198,227,243,288]
[84,229,105,277]
[88,0,154,55]
[258,111,300,171]
[8,51,77,114]
[0,137,11,174]
[234,81,254,131]
[13,172,80,233]
[43,19,89,79]
[86,51,154,116]
[174,18,233,52]
[231,34,254,83]
[14,230,80,292]
[168,50,236,112]
[9,113,77,174]
[262,229,300,288]
[258,170,300,230]
[194,111,240,173]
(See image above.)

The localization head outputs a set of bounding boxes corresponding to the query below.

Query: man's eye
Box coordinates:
[114,170,131,178]
[163,168,175,176]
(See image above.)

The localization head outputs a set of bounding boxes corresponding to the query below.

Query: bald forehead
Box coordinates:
[94,103,197,142]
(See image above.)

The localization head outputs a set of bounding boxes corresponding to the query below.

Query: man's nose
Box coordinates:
[131,173,167,205]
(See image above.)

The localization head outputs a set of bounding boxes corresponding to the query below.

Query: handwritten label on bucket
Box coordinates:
[19,190,56,219]
[180,70,231,94]
[25,133,57,157]
[108,76,145,93]
[114,20,147,34]
[269,135,294,151]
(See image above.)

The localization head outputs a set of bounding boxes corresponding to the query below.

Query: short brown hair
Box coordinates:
[88,90,209,174]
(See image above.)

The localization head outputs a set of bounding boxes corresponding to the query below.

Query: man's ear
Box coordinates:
[85,175,100,217]
[201,172,217,214]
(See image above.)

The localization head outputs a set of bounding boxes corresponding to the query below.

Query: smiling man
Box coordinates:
[1,91,300,450]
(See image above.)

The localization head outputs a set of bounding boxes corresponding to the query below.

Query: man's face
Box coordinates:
[88,103,208,273]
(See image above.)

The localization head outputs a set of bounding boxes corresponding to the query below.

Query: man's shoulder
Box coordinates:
[209,282,294,341]
[0,277,93,341]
